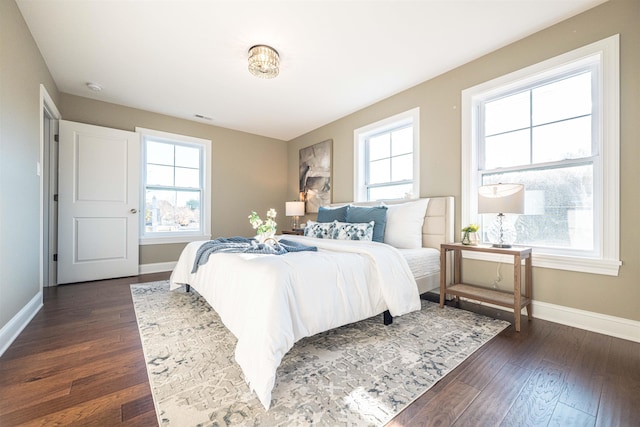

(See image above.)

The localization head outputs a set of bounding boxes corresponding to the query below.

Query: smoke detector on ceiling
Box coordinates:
[86,82,102,92]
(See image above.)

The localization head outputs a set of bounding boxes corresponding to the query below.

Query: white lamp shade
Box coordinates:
[285,201,305,216]
[478,184,525,214]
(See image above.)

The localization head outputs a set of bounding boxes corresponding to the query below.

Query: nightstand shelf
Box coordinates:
[445,284,532,310]
[440,243,533,332]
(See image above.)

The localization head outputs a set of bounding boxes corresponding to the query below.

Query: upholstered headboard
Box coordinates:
[329,196,455,250]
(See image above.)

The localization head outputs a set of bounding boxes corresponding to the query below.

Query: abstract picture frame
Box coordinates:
[299,139,332,213]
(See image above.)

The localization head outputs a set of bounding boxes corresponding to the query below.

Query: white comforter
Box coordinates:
[169,235,421,409]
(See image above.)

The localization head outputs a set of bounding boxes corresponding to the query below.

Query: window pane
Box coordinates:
[532,72,591,126]
[391,154,413,181]
[145,189,176,232]
[175,167,199,188]
[481,163,593,251]
[146,164,174,186]
[176,191,201,231]
[368,133,390,161]
[369,158,390,184]
[145,189,200,232]
[147,141,174,166]
[368,183,413,201]
[484,129,530,169]
[391,127,413,156]
[175,145,200,168]
[484,91,530,136]
[532,116,592,163]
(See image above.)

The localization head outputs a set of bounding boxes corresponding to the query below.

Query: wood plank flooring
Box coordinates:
[0,272,638,426]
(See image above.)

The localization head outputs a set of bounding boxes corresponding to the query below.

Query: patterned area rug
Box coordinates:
[131,281,509,426]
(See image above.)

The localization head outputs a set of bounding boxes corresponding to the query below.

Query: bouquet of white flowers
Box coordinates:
[249,209,277,242]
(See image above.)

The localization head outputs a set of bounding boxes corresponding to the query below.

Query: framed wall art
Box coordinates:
[299,139,332,213]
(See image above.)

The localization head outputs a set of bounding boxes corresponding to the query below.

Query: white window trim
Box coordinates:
[354,107,420,202]
[136,127,212,245]
[461,35,620,276]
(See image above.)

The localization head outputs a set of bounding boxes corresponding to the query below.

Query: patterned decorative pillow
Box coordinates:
[332,221,375,241]
[304,220,336,239]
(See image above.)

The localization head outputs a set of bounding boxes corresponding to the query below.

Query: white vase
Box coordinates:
[257,230,275,243]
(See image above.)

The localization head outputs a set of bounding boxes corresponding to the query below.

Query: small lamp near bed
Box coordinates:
[285,201,305,230]
[478,183,525,248]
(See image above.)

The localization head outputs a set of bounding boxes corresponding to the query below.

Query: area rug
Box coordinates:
[131,281,509,426]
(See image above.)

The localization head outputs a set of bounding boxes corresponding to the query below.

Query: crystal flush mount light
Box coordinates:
[248,45,280,79]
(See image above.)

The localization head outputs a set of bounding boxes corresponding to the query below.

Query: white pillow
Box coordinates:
[383,199,429,249]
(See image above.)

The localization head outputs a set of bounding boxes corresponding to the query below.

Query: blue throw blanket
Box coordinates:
[191,236,317,273]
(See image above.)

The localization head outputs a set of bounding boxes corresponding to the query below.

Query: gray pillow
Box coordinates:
[345,205,388,243]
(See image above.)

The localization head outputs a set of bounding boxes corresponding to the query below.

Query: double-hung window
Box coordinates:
[137,128,211,244]
[462,35,620,276]
[354,108,420,201]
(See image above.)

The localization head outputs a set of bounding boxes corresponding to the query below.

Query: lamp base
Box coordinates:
[291,216,300,230]
[486,213,517,248]
[491,243,512,248]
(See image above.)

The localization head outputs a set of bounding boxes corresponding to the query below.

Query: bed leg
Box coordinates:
[185,284,191,293]
[383,310,393,325]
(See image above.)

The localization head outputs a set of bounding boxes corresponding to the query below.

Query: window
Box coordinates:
[354,108,420,201]
[137,128,211,244]
[462,35,620,276]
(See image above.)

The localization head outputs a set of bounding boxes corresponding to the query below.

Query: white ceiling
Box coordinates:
[17,0,605,141]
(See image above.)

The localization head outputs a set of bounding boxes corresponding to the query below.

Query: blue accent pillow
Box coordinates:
[345,205,388,243]
[317,205,349,223]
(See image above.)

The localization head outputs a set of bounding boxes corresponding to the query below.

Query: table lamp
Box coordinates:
[285,201,305,230]
[478,183,525,248]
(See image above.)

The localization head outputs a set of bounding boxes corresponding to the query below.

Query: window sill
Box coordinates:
[462,250,621,276]
[140,234,211,246]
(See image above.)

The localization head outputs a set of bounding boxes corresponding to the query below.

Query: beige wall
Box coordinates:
[287,0,640,322]
[0,0,60,329]
[60,94,289,264]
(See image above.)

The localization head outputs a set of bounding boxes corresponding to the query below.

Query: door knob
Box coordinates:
[130,208,138,214]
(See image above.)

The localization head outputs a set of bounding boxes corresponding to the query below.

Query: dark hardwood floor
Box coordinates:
[0,272,638,426]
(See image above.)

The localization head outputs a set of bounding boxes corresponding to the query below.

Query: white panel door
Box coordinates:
[57,120,139,284]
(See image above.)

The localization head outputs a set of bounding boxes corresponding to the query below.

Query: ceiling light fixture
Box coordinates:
[248,45,279,79]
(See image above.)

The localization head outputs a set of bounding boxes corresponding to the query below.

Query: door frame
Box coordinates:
[40,84,61,288]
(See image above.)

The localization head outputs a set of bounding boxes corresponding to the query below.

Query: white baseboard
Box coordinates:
[458,297,640,343]
[0,292,43,357]
[532,300,640,343]
[139,262,176,275]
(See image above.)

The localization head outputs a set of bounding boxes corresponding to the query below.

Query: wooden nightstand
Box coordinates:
[440,243,533,332]
[282,229,304,236]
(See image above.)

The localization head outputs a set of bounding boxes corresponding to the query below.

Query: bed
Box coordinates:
[169,196,454,409]
[329,196,454,295]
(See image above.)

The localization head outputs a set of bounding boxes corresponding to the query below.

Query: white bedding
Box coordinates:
[398,247,441,279]
[169,235,420,409]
